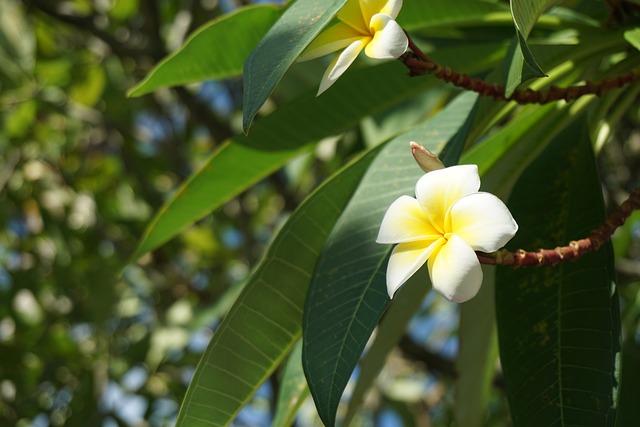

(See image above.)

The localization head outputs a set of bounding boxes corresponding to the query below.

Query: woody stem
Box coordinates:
[400,33,640,104]
[478,187,640,267]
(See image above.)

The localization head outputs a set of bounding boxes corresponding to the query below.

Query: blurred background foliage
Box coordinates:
[0,0,639,426]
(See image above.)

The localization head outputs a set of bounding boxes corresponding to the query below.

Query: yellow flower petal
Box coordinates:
[361,0,403,21]
[449,192,518,252]
[317,37,369,95]
[415,164,480,234]
[387,238,445,298]
[365,14,407,59]
[428,234,482,302]
[337,0,369,33]
[298,22,363,62]
[377,195,441,244]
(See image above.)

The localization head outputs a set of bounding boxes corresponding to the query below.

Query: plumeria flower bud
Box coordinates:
[298,0,408,95]
[410,141,445,172]
[377,165,518,302]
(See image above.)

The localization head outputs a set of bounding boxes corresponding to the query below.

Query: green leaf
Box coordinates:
[504,0,557,96]
[624,27,640,51]
[242,0,347,132]
[512,0,558,38]
[272,341,310,427]
[343,265,430,425]
[454,266,499,427]
[133,61,434,258]
[175,146,379,427]
[128,5,283,97]
[496,119,621,426]
[303,93,478,427]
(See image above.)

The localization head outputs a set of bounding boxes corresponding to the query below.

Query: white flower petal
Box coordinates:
[449,192,518,252]
[377,196,441,244]
[364,14,408,59]
[387,239,445,298]
[428,234,482,303]
[298,23,363,62]
[415,164,480,233]
[361,0,403,20]
[317,38,369,95]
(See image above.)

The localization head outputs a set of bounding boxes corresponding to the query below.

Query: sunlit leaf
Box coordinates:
[242,0,347,132]
[175,147,380,427]
[496,118,621,426]
[303,93,478,427]
[133,61,434,258]
[128,5,283,97]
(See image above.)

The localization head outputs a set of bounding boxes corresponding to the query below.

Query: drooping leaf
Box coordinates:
[133,61,434,258]
[242,0,347,132]
[128,5,283,97]
[175,146,380,427]
[303,92,478,427]
[504,0,557,96]
[272,341,310,427]
[496,119,621,426]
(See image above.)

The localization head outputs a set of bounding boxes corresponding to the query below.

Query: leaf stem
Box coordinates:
[401,32,640,104]
[478,187,640,267]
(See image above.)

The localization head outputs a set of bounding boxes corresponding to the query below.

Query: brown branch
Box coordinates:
[479,187,640,268]
[401,33,640,104]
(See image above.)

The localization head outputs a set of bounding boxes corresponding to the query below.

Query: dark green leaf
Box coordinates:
[496,119,621,426]
[342,265,430,425]
[128,5,283,97]
[175,147,379,427]
[303,93,478,427]
[242,0,347,132]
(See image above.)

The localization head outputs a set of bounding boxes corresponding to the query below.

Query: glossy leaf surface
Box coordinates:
[242,0,347,131]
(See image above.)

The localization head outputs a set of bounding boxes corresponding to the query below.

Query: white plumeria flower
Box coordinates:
[298,0,408,95]
[377,165,518,303]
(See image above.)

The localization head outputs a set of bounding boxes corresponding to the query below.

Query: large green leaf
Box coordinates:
[128,5,283,97]
[175,146,379,427]
[302,92,478,427]
[496,120,621,426]
[133,61,434,258]
[342,265,430,425]
[242,0,347,132]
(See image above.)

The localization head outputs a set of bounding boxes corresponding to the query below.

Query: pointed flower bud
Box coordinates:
[410,141,445,173]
